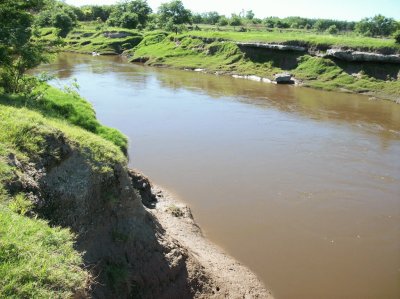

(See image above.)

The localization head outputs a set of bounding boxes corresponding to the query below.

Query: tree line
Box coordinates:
[33,0,400,39]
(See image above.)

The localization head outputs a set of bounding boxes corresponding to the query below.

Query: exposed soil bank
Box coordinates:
[148,184,272,298]
[2,104,272,298]
[57,28,400,103]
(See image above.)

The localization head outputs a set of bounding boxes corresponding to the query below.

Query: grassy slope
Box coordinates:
[0,86,127,297]
[40,26,143,55]
[129,32,400,101]
[182,30,400,53]
[0,84,128,153]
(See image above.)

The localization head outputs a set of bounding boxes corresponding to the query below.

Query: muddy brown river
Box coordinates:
[36,53,400,299]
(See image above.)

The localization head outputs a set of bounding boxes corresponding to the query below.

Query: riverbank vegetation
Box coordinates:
[0,1,128,297]
[27,0,400,101]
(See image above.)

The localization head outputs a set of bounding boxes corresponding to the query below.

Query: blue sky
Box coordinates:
[65,0,400,21]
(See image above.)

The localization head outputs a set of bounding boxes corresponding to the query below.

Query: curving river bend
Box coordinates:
[36,53,400,299]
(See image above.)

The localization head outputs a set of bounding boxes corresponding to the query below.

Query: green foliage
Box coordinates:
[8,193,33,216]
[230,14,242,27]
[120,12,139,29]
[158,0,192,28]
[246,10,255,20]
[218,17,229,26]
[35,1,78,37]
[53,12,75,37]
[394,30,400,44]
[0,104,127,175]
[0,206,89,298]
[326,25,338,35]
[60,26,143,55]
[107,0,152,29]
[79,5,112,22]
[355,14,398,37]
[129,32,400,100]
[0,85,128,153]
[182,30,400,53]
[0,0,49,93]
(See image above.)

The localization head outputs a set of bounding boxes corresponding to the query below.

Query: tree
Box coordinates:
[203,11,221,25]
[158,0,192,28]
[326,25,338,35]
[107,0,151,29]
[0,0,49,93]
[394,30,400,44]
[356,15,397,37]
[230,14,242,27]
[246,10,255,20]
[35,1,77,37]
[120,12,139,29]
[126,0,152,26]
[53,12,75,37]
[218,16,228,26]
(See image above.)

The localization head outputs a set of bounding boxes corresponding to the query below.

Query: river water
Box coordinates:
[36,53,400,299]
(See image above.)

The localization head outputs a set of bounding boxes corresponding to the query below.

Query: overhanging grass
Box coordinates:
[0,105,126,173]
[0,85,128,153]
[130,34,400,101]
[178,30,400,53]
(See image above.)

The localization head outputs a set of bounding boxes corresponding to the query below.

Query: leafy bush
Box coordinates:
[394,30,400,44]
[326,25,338,35]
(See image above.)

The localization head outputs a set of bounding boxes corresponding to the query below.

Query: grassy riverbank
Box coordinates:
[0,85,128,297]
[42,24,400,102]
[127,32,400,101]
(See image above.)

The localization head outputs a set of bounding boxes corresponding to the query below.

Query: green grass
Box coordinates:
[0,85,128,153]
[40,25,143,55]
[0,81,130,298]
[64,26,143,54]
[0,105,126,174]
[178,30,400,53]
[129,33,400,101]
[0,205,89,298]
[292,55,400,97]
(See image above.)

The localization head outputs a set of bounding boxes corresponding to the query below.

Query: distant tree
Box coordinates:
[35,1,77,36]
[0,0,49,93]
[326,25,338,34]
[230,14,242,27]
[203,11,221,25]
[120,12,139,29]
[192,13,203,24]
[394,30,400,44]
[218,16,229,26]
[274,20,289,29]
[246,10,255,20]
[53,12,75,37]
[263,18,275,28]
[313,20,325,31]
[158,0,192,28]
[107,0,151,28]
[356,15,397,36]
[127,0,152,26]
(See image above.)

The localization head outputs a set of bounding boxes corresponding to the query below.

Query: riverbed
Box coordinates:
[35,53,400,299]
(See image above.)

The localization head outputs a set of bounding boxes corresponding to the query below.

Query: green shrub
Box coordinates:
[394,30,400,44]
[326,25,338,35]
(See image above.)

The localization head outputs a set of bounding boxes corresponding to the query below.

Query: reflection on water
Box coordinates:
[35,53,400,299]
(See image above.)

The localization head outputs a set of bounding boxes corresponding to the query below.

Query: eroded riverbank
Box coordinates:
[35,53,400,299]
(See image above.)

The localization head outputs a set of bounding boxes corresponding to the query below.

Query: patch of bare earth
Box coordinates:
[147,184,274,299]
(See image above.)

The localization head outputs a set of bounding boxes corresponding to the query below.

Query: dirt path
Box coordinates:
[148,185,274,299]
